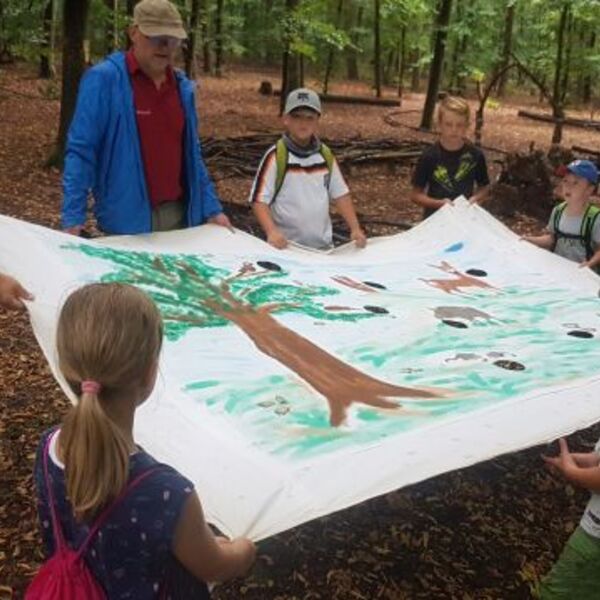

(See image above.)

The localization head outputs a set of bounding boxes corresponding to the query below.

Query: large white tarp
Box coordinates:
[2,198,600,540]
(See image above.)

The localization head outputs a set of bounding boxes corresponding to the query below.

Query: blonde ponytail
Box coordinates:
[60,389,130,521]
[56,283,163,521]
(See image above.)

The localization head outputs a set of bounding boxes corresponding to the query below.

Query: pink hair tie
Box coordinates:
[81,380,102,395]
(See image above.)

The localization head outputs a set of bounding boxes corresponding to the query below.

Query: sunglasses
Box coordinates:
[145,35,182,50]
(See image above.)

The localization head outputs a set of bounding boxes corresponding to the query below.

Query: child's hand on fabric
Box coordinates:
[207,212,235,232]
[579,260,592,269]
[543,438,577,477]
[0,274,33,310]
[351,228,367,248]
[267,229,288,249]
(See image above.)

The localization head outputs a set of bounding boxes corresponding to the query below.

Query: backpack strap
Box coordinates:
[320,143,335,174]
[42,430,163,560]
[580,204,600,261]
[550,202,567,252]
[272,139,288,205]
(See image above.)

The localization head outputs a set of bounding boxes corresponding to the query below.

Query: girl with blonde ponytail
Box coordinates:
[33,283,255,598]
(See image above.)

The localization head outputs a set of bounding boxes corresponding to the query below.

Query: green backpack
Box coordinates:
[551,201,600,262]
[272,138,335,203]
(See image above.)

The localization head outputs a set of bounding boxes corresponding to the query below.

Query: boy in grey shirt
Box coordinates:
[524,160,600,271]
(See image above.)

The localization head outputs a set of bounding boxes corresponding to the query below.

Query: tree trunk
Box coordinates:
[582,31,595,104]
[39,0,54,79]
[126,0,138,49]
[420,0,453,130]
[551,1,569,145]
[52,0,90,167]
[410,48,420,92]
[560,7,573,105]
[102,0,119,54]
[373,0,382,97]
[346,3,362,80]
[221,306,435,426]
[214,0,224,77]
[397,25,406,98]
[280,0,302,114]
[184,0,200,78]
[497,1,515,97]
[323,0,344,95]
[200,0,211,73]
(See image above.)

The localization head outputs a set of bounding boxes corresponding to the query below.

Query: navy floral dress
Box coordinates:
[34,428,211,599]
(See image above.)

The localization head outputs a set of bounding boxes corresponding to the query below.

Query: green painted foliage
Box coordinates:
[70,243,375,342]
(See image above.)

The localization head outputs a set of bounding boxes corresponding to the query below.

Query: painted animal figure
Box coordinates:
[420,261,497,295]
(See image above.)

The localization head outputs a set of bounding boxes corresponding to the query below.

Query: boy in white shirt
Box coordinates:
[249,88,366,250]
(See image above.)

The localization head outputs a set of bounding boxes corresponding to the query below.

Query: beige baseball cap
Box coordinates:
[284,88,322,115]
[133,0,187,40]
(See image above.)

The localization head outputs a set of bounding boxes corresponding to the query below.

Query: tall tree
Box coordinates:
[582,30,595,103]
[280,0,302,114]
[185,0,201,78]
[39,0,55,79]
[497,1,516,97]
[420,0,453,130]
[214,0,224,76]
[346,1,363,80]
[323,0,344,94]
[373,0,382,97]
[53,0,91,166]
[397,24,407,97]
[551,1,570,144]
[103,0,120,54]
[200,0,211,73]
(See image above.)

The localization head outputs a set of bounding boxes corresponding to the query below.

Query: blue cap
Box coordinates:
[566,159,599,185]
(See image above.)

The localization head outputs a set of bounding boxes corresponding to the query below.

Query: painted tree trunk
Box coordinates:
[216,305,436,426]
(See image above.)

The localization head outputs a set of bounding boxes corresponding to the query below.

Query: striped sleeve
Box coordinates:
[249,146,277,205]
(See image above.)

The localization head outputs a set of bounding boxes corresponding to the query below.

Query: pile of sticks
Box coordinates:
[202,134,429,179]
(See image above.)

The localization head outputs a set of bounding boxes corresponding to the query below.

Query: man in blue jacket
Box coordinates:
[62,0,231,235]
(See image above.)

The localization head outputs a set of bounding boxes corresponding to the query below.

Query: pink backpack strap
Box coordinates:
[42,430,163,560]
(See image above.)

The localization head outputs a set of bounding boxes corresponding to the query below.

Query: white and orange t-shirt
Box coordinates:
[249,143,349,249]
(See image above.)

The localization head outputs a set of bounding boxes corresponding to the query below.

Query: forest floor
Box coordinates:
[1,61,600,600]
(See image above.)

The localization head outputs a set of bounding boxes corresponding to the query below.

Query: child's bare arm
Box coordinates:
[0,273,33,310]
[580,248,600,270]
[334,194,366,248]
[173,492,256,583]
[544,438,600,494]
[410,187,451,211]
[251,203,287,249]
[522,232,554,250]
[469,184,490,205]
